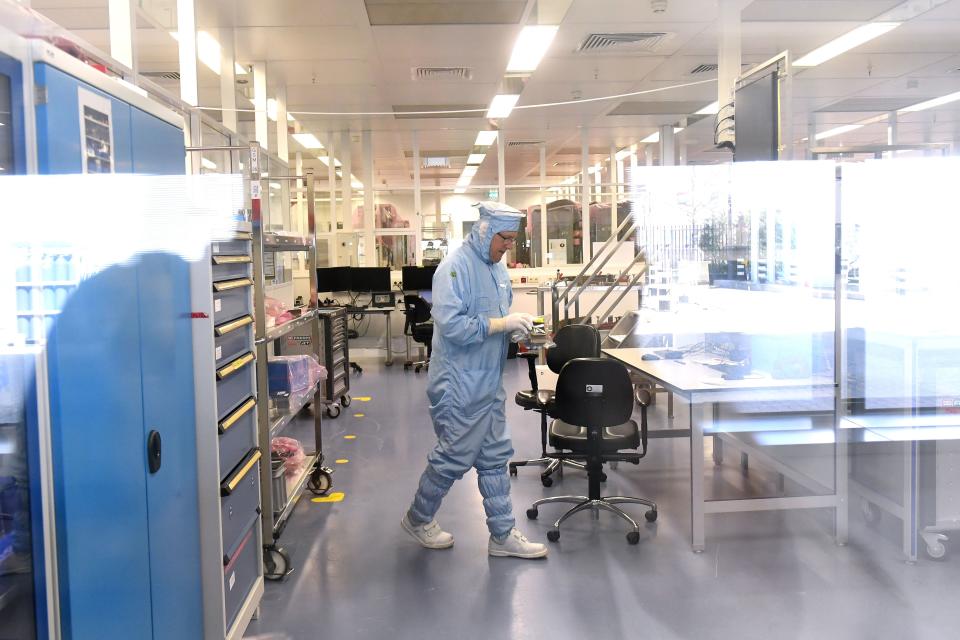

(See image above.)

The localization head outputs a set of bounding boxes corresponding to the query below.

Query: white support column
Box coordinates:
[362,129,375,267]
[609,143,618,232]
[580,127,591,263]
[497,133,506,202]
[295,150,304,235]
[807,116,817,160]
[108,0,137,77]
[645,147,654,166]
[327,130,337,236]
[253,62,268,150]
[717,0,742,113]
[413,130,423,266]
[539,142,547,269]
[341,130,353,233]
[275,86,288,164]
[219,29,237,133]
[176,0,199,106]
[659,125,675,166]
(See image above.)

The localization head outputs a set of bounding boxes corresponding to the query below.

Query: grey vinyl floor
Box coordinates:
[245,358,960,640]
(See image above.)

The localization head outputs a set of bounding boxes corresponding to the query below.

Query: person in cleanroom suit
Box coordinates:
[401,202,548,559]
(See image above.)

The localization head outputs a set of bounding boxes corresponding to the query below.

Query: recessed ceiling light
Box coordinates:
[201,158,217,170]
[462,165,479,178]
[235,63,247,75]
[506,25,559,73]
[899,89,960,113]
[287,113,296,122]
[695,101,719,115]
[815,124,863,140]
[454,187,467,194]
[467,153,486,165]
[456,174,473,187]
[292,133,323,149]
[794,22,900,67]
[269,182,282,190]
[475,131,498,146]
[486,94,519,119]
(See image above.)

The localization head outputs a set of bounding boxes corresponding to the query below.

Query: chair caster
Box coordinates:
[540,475,553,488]
[526,508,538,520]
[645,509,658,523]
[547,530,560,542]
[509,464,518,476]
[627,531,640,545]
[600,473,608,483]
[404,362,412,370]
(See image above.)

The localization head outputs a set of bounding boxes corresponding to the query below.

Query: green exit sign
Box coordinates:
[487,189,498,199]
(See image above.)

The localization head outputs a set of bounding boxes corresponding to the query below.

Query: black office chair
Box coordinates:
[527,358,657,544]
[403,295,433,373]
[509,324,602,487]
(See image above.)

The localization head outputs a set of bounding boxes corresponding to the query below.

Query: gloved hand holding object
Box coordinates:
[489,312,534,335]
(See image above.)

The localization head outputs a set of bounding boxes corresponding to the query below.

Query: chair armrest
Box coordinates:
[518,351,539,392]
[536,390,553,407]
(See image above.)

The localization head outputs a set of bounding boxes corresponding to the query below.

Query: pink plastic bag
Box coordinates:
[271,436,306,474]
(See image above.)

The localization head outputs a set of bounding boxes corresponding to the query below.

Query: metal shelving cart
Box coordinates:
[241,145,332,579]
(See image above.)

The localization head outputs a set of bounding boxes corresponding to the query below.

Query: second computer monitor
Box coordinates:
[350,267,391,292]
[402,266,437,291]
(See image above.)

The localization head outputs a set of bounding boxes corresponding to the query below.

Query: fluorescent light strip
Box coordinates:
[467,153,486,165]
[269,182,282,190]
[267,99,278,122]
[899,90,960,113]
[640,127,684,144]
[475,131,498,146]
[815,124,863,140]
[696,101,720,115]
[454,188,467,194]
[794,22,900,67]
[506,25,559,73]
[292,133,323,149]
[456,174,472,187]
[461,165,479,178]
[486,94,519,119]
[235,63,247,75]
[287,113,296,122]
[201,158,217,170]
[196,31,221,75]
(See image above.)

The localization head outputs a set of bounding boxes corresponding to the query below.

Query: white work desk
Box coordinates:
[603,347,845,553]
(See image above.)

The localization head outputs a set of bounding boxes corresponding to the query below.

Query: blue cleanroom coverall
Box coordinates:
[407,204,524,538]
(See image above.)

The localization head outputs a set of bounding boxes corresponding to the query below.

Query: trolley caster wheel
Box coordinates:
[404,363,412,370]
[860,499,881,525]
[263,546,292,581]
[415,365,423,373]
[541,475,553,488]
[526,508,539,520]
[308,467,333,496]
[385,361,393,367]
[600,473,608,483]
[326,404,341,419]
[627,531,640,545]
[547,530,560,542]
[645,509,658,523]
[341,394,351,407]
[926,542,948,561]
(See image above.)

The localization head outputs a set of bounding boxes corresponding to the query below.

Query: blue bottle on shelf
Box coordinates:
[43,288,56,312]
[42,254,56,281]
[16,288,32,311]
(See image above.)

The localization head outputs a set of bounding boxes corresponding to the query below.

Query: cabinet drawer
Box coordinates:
[223,522,259,632]
[213,282,253,325]
[214,317,254,367]
[216,352,255,421]
[212,256,252,283]
[218,397,257,480]
[212,238,252,256]
[220,449,261,559]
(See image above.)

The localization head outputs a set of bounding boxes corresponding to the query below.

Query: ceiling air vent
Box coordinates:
[422,157,450,168]
[508,140,542,147]
[578,33,668,53]
[690,63,718,74]
[141,70,181,81]
[412,66,473,81]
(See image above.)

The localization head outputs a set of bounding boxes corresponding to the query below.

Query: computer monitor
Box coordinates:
[350,267,391,293]
[402,266,437,291]
[316,267,350,293]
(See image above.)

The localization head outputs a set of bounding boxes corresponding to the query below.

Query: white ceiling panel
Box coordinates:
[563,0,722,24]
[742,1,902,22]
[533,55,665,84]
[797,52,952,80]
[234,27,367,59]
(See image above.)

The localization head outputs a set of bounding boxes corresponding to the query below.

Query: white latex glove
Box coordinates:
[490,312,535,335]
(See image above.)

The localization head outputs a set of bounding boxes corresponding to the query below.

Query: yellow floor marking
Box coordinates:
[311,492,345,503]
[335,459,349,464]
[354,413,365,418]
[354,396,372,402]
[343,434,357,440]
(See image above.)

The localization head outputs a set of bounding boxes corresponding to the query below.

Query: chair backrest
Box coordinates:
[546,324,601,373]
[553,358,634,428]
[403,294,431,326]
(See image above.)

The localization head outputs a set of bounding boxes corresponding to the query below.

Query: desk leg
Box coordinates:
[690,402,706,553]
[667,391,674,419]
[903,440,918,563]
[835,425,848,547]
[385,313,394,366]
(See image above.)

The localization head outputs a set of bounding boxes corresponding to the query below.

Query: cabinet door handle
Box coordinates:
[147,430,162,473]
